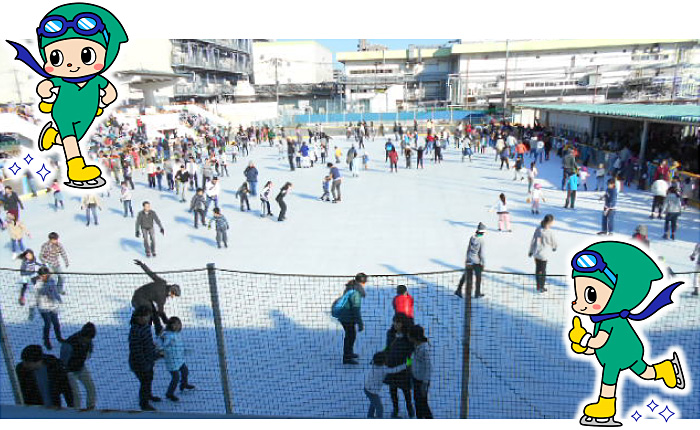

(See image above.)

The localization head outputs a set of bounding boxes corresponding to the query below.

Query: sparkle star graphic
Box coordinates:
[23,154,33,165]
[36,164,51,181]
[647,399,658,412]
[658,406,675,422]
[631,410,642,422]
[9,162,21,176]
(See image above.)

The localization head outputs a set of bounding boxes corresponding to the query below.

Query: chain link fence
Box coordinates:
[1,266,698,418]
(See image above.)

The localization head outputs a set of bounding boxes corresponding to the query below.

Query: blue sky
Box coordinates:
[281,39,453,69]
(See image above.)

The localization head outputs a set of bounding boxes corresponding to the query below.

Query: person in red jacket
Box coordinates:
[392,285,414,323]
[388,148,399,173]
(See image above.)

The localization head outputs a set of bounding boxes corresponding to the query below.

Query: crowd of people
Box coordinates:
[2,111,699,418]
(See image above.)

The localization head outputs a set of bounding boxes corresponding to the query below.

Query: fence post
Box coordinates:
[207,263,234,414]
[0,304,24,405]
[459,271,472,419]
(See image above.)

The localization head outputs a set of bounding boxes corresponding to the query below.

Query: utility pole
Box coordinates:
[670,44,680,104]
[593,64,600,103]
[503,39,509,122]
[273,58,280,105]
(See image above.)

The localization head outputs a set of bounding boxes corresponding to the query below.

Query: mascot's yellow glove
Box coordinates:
[571,342,587,354]
[568,316,589,344]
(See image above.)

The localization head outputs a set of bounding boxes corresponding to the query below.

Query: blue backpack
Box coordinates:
[331,289,355,319]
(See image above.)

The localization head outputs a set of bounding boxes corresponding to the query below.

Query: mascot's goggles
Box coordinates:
[38,13,105,38]
[572,250,617,286]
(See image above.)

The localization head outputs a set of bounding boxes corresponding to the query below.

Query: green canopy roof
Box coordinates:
[518,103,700,124]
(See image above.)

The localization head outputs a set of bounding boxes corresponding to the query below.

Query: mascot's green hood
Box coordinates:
[572,241,662,314]
[38,3,128,72]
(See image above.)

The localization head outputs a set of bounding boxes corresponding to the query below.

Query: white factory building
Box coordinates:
[252,41,333,85]
[338,39,700,112]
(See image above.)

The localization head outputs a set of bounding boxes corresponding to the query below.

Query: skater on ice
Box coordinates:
[131,259,181,335]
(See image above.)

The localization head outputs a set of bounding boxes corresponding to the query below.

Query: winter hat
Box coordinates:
[572,241,662,314]
[38,3,128,72]
[169,284,181,297]
[534,183,541,190]
[476,222,487,233]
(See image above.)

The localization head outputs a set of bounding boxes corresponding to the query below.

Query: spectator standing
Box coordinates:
[408,325,433,419]
[129,306,160,411]
[392,285,414,321]
[60,323,97,410]
[16,345,74,408]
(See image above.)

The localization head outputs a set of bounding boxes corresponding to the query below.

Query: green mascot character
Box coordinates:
[569,241,686,427]
[7,3,128,189]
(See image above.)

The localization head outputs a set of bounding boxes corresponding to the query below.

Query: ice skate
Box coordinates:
[39,122,58,151]
[654,351,685,389]
[64,157,107,189]
[580,397,621,427]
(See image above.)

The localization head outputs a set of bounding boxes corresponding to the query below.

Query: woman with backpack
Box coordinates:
[331,273,368,365]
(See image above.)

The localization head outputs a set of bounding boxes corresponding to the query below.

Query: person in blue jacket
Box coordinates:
[160,317,195,402]
[336,273,368,365]
[129,306,160,411]
[564,172,579,209]
[244,161,259,196]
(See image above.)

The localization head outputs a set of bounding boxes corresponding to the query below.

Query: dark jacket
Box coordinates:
[131,263,170,324]
[383,330,414,386]
[135,210,163,233]
[336,281,365,325]
[60,333,93,372]
[563,151,577,171]
[190,194,206,211]
[175,170,190,183]
[129,320,157,372]
[604,187,618,209]
[3,191,23,211]
[16,355,74,407]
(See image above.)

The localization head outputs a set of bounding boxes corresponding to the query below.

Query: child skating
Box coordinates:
[260,181,273,217]
[160,317,195,402]
[17,249,43,320]
[490,193,512,232]
[569,241,685,426]
[320,175,331,202]
[208,208,229,249]
[235,182,251,212]
[531,183,545,215]
[364,351,407,418]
